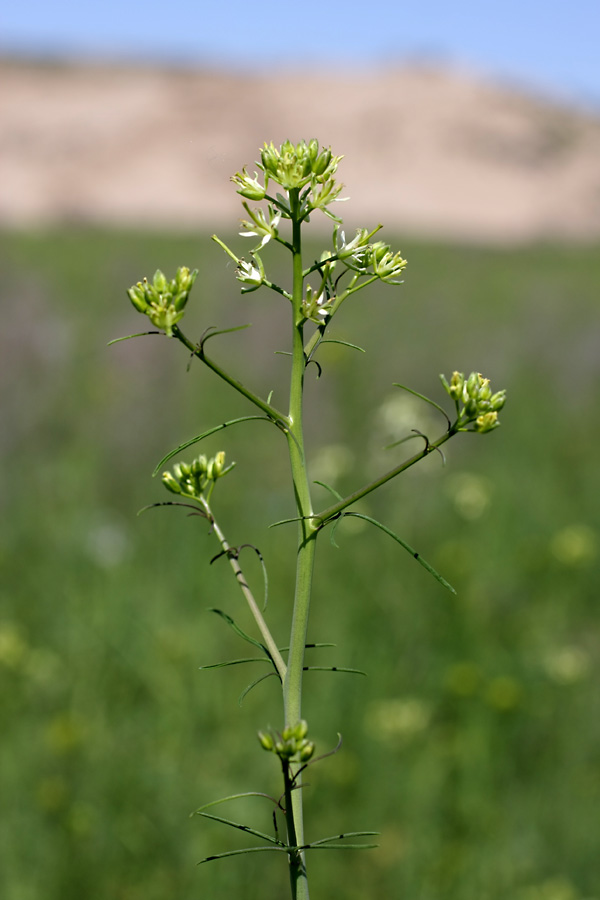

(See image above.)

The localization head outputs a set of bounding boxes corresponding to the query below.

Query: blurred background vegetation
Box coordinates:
[1,226,599,900]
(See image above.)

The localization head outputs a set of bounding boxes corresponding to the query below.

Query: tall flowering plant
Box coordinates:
[116,139,505,900]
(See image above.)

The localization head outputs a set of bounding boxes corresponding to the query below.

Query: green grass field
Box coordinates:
[1,228,599,900]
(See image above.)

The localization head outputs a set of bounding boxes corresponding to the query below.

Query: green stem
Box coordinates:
[281,187,316,900]
[282,760,306,900]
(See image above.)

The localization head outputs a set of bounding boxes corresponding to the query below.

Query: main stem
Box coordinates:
[282,190,316,900]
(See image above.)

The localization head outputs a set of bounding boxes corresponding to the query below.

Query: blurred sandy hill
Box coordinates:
[2,57,600,242]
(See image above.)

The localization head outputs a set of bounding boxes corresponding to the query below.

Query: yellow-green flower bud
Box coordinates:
[475,411,499,433]
[464,396,478,418]
[299,741,315,762]
[466,372,481,399]
[479,378,492,401]
[152,269,168,293]
[260,142,280,177]
[449,371,465,400]
[146,303,185,336]
[189,457,202,477]
[312,147,332,177]
[162,471,182,494]
[212,451,226,477]
[127,283,148,313]
[294,719,308,740]
[231,168,266,201]
[258,731,274,751]
[308,139,320,165]
[275,739,297,759]
[489,390,507,411]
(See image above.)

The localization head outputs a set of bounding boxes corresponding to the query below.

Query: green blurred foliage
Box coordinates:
[1,227,599,899]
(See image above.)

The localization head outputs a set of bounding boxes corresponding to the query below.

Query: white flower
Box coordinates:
[239,203,281,251]
[235,258,263,287]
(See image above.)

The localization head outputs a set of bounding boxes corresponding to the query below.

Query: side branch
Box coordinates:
[200,497,287,682]
[313,428,456,526]
[173,325,289,425]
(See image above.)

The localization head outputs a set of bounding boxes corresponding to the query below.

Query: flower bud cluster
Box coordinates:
[334,227,407,284]
[127,267,198,336]
[162,451,234,500]
[334,225,382,267]
[440,371,506,432]
[370,242,408,284]
[260,139,342,192]
[258,720,315,763]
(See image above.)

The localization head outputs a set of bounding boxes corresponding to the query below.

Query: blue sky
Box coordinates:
[1,0,599,108]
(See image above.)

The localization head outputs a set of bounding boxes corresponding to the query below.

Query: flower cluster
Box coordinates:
[440,371,506,432]
[260,139,342,193]
[127,267,198,336]
[302,284,334,324]
[334,226,407,284]
[162,451,234,501]
[231,139,346,223]
[258,719,315,763]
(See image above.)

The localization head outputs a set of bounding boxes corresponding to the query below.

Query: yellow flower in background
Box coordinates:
[550,524,597,566]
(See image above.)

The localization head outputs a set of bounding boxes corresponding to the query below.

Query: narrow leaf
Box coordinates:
[194,792,279,814]
[277,642,336,652]
[199,657,271,670]
[238,544,269,611]
[198,845,290,864]
[345,513,456,594]
[238,671,277,705]
[330,514,343,549]
[313,480,343,501]
[208,608,267,653]
[305,842,379,851]
[309,831,379,848]
[393,382,451,426]
[201,323,252,344]
[303,666,367,676]
[318,339,365,353]
[153,416,272,475]
[195,811,282,845]
[384,432,424,450]
[107,331,161,345]
[268,516,304,528]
